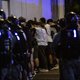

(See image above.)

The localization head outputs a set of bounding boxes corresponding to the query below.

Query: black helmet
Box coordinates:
[8,15,19,25]
[65,12,79,26]
[0,9,6,20]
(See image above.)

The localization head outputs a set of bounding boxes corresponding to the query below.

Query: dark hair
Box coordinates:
[47,19,53,23]
[39,17,46,23]
[18,16,26,22]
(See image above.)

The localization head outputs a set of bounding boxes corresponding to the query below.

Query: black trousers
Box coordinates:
[38,46,48,69]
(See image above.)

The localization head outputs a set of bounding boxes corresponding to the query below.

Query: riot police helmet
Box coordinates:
[7,15,22,30]
[65,12,79,26]
[8,15,19,25]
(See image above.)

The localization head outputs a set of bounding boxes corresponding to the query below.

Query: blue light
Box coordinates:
[0,32,1,36]
[27,0,39,5]
[16,36,20,40]
[15,32,20,40]
[15,32,18,36]
[42,0,52,19]
[73,29,77,38]
[11,59,14,64]
[8,31,12,39]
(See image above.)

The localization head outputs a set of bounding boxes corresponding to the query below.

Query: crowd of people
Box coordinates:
[18,17,60,73]
[1,8,80,80]
[0,9,61,80]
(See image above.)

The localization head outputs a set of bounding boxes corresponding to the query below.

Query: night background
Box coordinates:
[65,0,80,14]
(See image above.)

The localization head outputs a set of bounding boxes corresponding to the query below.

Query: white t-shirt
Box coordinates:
[35,26,48,46]
[45,24,53,42]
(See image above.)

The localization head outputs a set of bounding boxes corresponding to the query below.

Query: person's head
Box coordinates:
[47,19,53,23]
[8,15,19,25]
[65,12,79,28]
[47,19,53,25]
[26,20,34,29]
[19,16,26,22]
[57,18,65,28]
[39,17,46,24]
[18,16,26,27]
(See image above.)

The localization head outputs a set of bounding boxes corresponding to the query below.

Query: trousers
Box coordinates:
[59,58,80,80]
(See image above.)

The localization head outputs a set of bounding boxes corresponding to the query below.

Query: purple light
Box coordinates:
[11,0,52,20]
[73,29,77,38]
[27,0,39,5]
[42,0,52,19]
[0,32,1,36]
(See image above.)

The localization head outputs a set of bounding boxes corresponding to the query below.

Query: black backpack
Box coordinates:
[60,27,80,59]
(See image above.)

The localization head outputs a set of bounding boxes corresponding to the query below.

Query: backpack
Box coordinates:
[60,27,80,59]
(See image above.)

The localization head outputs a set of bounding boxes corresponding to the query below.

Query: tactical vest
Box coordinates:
[60,27,80,59]
[12,29,27,54]
[0,26,15,66]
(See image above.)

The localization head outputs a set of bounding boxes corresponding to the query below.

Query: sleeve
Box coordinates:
[53,32,61,58]
[53,32,60,47]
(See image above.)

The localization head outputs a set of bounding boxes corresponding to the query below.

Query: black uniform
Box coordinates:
[53,12,80,80]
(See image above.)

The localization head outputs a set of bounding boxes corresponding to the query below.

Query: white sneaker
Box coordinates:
[50,65,59,70]
[40,69,49,72]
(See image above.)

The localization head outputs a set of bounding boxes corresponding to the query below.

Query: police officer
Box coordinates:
[53,12,80,80]
[7,15,28,80]
[0,9,18,80]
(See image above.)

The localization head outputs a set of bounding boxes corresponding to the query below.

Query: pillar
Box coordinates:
[58,0,65,19]
[51,0,58,20]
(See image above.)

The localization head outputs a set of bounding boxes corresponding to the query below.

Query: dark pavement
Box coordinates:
[33,69,60,80]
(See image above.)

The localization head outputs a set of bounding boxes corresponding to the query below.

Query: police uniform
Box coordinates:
[53,12,80,80]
